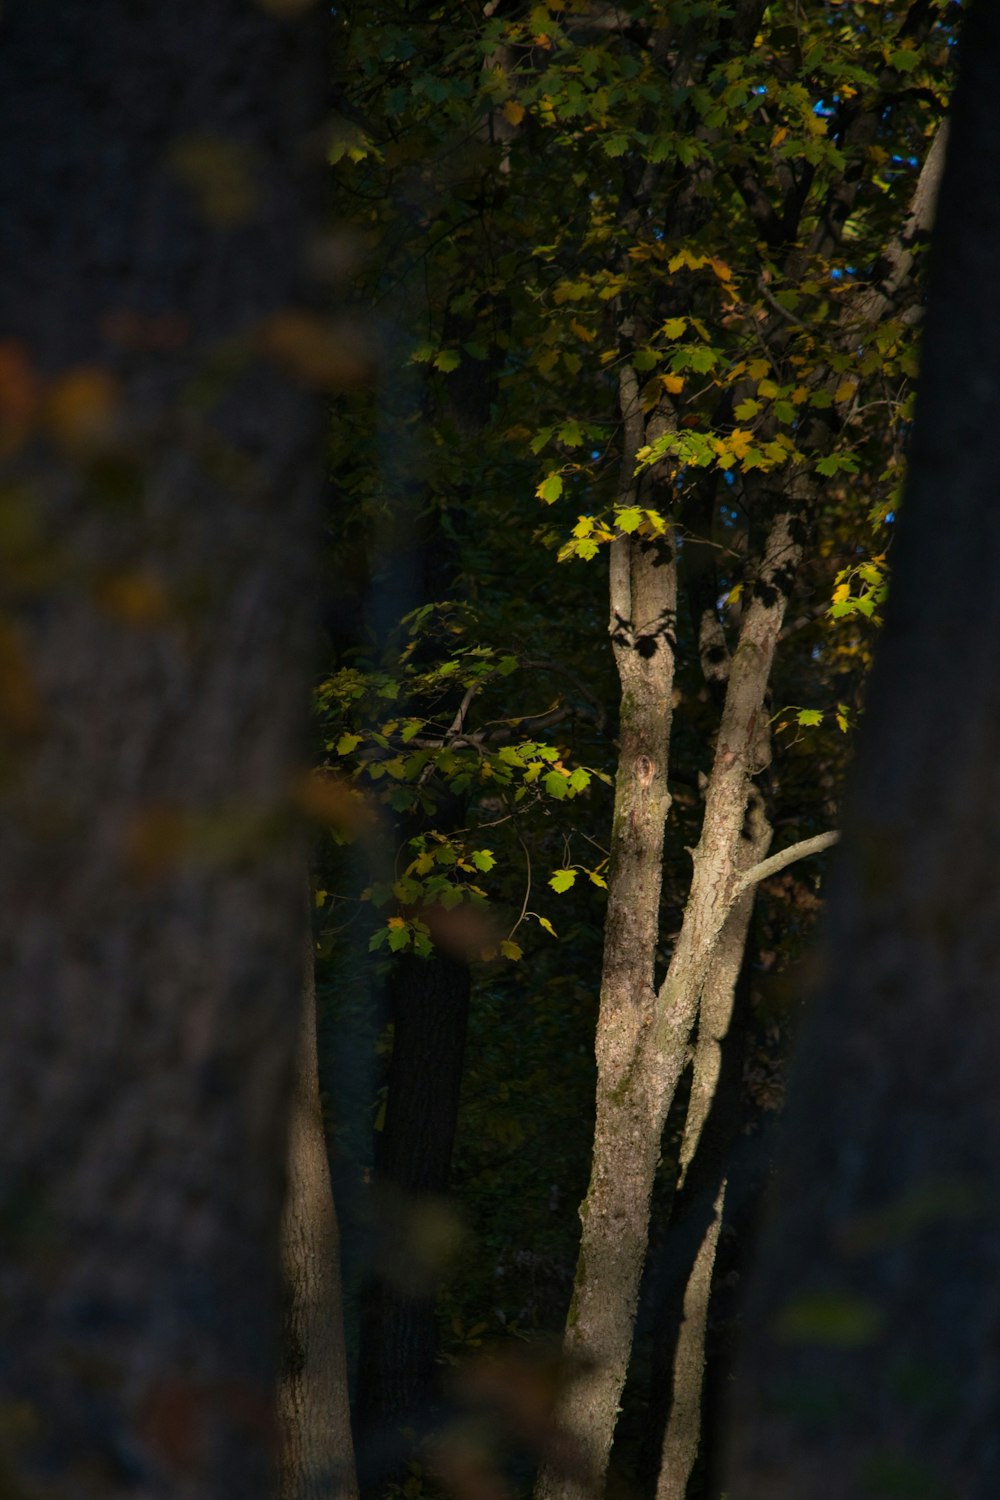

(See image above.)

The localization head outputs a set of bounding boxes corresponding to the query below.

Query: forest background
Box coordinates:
[325,4,959,1500]
[2,2,994,1500]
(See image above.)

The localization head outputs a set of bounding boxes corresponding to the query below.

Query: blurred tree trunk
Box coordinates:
[355,952,470,1458]
[728,6,1000,1497]
[279,931,358,1500]
[0,3,327,1496]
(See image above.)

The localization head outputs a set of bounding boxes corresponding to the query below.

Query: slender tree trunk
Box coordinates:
[0,4,326,1495]
[728,8,1000,1496]
[279,930,358,1500]
[656,1182,725,1500]
[654,800,771,1500]
[534,364,679,1500]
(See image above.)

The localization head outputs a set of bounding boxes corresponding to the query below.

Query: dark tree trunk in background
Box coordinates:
[728,6,1000,1497]
[355,952,470,1472]
[0,4,327,1496]
[280,933,358,1500]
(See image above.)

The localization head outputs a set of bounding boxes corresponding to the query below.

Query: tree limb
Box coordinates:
[733,829,840,895]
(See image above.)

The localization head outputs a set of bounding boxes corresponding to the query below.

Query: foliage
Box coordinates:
[322,0,956,1490]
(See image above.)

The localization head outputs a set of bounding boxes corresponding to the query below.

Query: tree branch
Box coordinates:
[734,829,840,895]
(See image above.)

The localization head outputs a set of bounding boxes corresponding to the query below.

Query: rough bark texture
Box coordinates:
[656,1184,725,1500]
[728,8,1000,1497]
[0,4,326,1496]
[537,489,799,1500]
[653,796,771,1500]
[279,935,358,1500]
[534,370,678,1500]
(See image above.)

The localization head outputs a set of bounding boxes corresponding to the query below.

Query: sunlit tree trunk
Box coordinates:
[0,3,326,1495]
[728,7,1000,1495]
[536,488,803,1500]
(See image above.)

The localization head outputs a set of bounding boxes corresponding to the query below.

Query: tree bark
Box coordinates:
[728,7,1000,1496]
[654,794,771,1500]
[0,4,326,1495]
[533,365,679,1500]
[279,931,358,1500]
[536,500,802,1500]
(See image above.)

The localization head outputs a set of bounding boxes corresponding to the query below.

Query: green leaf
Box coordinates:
[537,472,564,505]
[336,732,362,754]
[549,868,577,893]
[471,849,496,871]
[433,349,461,372]
[797,708,823,727]
[891,48,920,73]
[568,767,591,792]
[687,345,717,373]
[543,770,569,799]
[617,507,643,534]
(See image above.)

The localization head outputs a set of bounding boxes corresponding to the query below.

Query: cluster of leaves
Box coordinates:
[317,597,615,957]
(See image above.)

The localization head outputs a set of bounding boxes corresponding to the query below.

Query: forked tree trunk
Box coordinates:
[0,4,326,1495]
[536,497,802,1500]
[728,7,1000,1497]
[279,932,358,1500]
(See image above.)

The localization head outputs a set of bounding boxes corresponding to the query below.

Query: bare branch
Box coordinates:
[734,829,840,895]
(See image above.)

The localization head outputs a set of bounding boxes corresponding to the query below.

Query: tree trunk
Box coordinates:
[537,499,800,1500]
[0,4,326,1495]
[656,1182,725,1500]
[533,363,679,1500]
[728,7,1000,1496]
[654,798,771,1500]
[355,951,470,1479]
[279,931,358,1500]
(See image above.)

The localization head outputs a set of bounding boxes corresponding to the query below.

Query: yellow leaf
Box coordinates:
[661,373,685,394]
[502,98,526,126]
[757,377,779,399]
[570,317,595,342]
[832,582,851,604]
[710,257,733,282]
[667,248,708,273]
[791,385,809,405]
[662,317,687,338]
[500,938,524,961]
[387,916,407,930]
[835,378,858,404]
[747,358,770,381]
[729,428,753,459]
[771,125,789,149]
